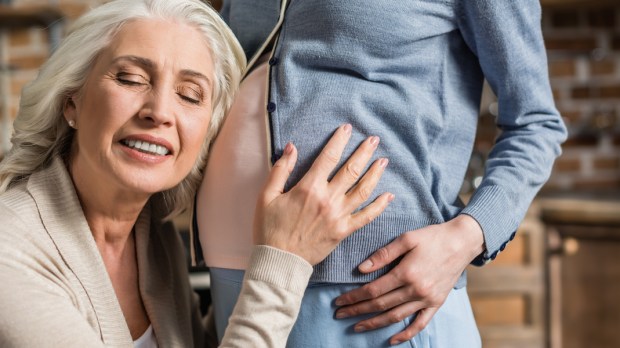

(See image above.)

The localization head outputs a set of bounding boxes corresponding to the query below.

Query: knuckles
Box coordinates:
[344,162,361,180]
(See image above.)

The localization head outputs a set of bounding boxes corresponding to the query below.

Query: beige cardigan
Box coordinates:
[0,157,312,348]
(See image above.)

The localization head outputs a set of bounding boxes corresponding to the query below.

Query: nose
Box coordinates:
[138,88,175,127]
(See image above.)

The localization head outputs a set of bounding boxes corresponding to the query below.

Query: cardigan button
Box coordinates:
[269,57,279,66]
[267,102,276,113]
[509,231,516,241]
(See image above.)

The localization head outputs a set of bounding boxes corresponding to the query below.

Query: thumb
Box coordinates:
[261,142,297,203]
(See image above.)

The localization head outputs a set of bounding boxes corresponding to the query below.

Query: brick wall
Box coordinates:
[543,4,620,191]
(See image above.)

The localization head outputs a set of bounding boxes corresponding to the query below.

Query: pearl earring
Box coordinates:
[68,120,76,128]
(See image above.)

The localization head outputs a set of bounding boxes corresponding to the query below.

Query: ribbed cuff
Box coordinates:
[460,185,518,265]
[245,245,313,294]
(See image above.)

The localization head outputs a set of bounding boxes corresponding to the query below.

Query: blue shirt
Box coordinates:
[220,0,567,284]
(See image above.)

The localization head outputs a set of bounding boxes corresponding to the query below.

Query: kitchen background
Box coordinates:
[1,0,619,347]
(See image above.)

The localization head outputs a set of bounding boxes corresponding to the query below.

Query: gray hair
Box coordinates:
[0,0,246,218]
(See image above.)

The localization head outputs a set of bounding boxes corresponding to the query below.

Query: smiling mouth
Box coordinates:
[121,139,171,156]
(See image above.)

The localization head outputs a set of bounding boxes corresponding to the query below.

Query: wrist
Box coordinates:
[451,214,485,261]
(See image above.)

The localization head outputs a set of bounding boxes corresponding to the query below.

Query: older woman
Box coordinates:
[0,0,392,347]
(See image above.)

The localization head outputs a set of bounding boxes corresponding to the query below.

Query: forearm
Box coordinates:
[219,246,312,348]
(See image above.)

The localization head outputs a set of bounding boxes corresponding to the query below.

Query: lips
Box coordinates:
[120,135,173,157]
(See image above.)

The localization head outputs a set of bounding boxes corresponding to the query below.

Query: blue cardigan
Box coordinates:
[219,0,567,285]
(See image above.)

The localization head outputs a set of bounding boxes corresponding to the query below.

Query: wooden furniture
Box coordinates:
[467,204,547,348]
[540,195,620,348]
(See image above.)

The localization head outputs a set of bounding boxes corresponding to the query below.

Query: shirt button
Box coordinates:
[490,250,499,260]
[267,102,276,113]
[268,57,279,66]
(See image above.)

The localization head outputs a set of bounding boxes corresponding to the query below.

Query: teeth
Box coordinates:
[122,139,170,156]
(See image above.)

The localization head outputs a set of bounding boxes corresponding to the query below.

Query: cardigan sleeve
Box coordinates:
[219,245,313,348]
[455,0,567,265]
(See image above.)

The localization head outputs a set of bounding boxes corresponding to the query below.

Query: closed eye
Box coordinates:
[115,72,148,86]
[177,85,203,105]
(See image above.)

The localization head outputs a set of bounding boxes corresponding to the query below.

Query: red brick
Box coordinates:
[545,37,598,52]
[587,8,616,28]
[571,86,591,99]
[553,157,581,172]
[551,88,561,101]
[599,85,620,98]
[572,85,620,99]
[8,29,31,47]
[563,134,599,146]
[593,156,620,170]
[549,60,576,77]
[590,60,615,75]
[57,3,91,20]
[558,109,582,124]
[9,54,47,70]
[573,177,620,190]
[550,11,581,28]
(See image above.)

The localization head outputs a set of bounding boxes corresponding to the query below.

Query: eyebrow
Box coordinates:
[111,55,212,87]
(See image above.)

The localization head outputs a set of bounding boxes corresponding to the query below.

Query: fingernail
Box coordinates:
[391,339,403,345]
[354,325,366,333]
[284,142,293,155]
[369,136,380,146]
[335,298,345,306]
[335,311,347,319]
[359,260,373,271]
[343,124,352,134]
[379,158,389,168]
[388,193,395,202]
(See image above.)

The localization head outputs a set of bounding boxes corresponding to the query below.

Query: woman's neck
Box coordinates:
[67,159,149,251]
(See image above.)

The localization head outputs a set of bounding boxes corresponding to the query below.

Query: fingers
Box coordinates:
[348,191,393,233]
[335,287,417,320]
[301,124,352,184]
[352,300,425,334]
[345,158,389,211]
[329,135,380,194]
[357,233,415,273]
[261,142,298,203]
[335,272,401,306]
[390,307,438,346]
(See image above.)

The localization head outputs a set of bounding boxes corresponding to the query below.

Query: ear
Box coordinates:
[63,95,77,122]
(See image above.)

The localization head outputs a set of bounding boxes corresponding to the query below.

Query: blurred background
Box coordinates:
[1,0,619,347]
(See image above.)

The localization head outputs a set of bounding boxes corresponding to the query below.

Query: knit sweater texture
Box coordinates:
[220,0,567,284]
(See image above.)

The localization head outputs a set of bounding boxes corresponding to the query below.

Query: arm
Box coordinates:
[0,219,106,348]
[220,124,392,347]
[334,0,567,344]
[457,0,567,263]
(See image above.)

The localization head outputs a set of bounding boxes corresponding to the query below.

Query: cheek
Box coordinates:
[180,114,212,160]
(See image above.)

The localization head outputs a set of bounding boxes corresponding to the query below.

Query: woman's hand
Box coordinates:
[253,124,393,265]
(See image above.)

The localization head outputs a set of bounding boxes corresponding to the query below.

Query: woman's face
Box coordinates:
[65,19,215,197]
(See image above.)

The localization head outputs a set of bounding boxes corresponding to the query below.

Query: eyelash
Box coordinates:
[115,72,204,105]
[177,87,202,105]
[115,72,145,86]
